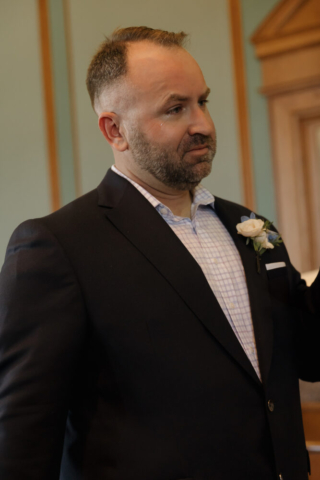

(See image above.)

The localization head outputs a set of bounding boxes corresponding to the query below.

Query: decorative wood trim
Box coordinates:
[62,0,82,197]
[38,0,60,211]
[228,0,255,211]
[254,28,320,58]
[260,74,320,96]
[251,0,307,41]
[300,116,320,267]
[267,87,320,271]
[251,0,320,59]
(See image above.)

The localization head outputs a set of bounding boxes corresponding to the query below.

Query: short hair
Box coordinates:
[86,26,188,109]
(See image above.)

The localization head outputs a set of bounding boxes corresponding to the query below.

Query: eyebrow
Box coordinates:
[161,87,211,108]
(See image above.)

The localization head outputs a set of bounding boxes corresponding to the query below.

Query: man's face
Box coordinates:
[120,42,217,190]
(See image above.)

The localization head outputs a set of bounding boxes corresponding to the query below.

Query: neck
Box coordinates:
[114,163,193,218]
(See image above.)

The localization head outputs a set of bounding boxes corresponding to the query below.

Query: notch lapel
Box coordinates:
[97,170,260,385]
[214,197,274,385]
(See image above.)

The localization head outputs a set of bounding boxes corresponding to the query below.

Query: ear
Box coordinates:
[98,112,128,151]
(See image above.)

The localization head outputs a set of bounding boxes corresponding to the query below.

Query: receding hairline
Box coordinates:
[86,26,189,112]
[94,39,190,115]
[94,40,188,114]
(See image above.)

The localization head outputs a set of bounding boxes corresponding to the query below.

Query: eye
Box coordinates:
[199,99,209,108]
[167,105,183,116]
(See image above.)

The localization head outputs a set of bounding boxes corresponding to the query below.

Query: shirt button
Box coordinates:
[213,258,218,264]
[230,302,235,309]
[268,400,275,412]
[160,207,167,214]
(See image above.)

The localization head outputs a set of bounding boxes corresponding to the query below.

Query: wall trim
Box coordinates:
[228,0,256,211]
[38,0,60,211]
[260,74,320,96]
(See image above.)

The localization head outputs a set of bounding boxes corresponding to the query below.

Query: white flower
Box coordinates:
[236,218,264,238]
[255,231,274,249]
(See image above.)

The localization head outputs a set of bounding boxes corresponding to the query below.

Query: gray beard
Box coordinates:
[128,128,217,191]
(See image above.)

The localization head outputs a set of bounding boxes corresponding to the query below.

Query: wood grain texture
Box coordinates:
[38,0,60,211]
[228,0,256,211]
[252,0,320,58]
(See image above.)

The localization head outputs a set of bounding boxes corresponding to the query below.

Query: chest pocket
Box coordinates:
[266,265,290,304]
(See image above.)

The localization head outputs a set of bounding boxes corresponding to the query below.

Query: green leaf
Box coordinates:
[264,220,273,230]
[253,241,260,252]
[272,237,283,247]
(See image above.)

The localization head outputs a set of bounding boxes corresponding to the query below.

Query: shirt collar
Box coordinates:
[111,165,161,209]
[111,165,215,215]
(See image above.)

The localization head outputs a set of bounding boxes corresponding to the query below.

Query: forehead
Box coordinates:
[125,42,207,101]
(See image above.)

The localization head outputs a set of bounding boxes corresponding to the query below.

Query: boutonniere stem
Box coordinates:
[236,212,283,273]
[256,253,261,274]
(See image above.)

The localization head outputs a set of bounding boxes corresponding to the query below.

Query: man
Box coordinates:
[0,26,319,480]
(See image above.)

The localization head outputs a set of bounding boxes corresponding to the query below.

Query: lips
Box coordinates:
[188,144,208,152]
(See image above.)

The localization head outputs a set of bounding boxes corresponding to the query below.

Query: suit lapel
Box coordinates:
[214,197,274,385]
[98,170,261,385]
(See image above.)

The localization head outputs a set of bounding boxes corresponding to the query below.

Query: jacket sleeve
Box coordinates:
[287,259,320,382]
[0,219,87,479]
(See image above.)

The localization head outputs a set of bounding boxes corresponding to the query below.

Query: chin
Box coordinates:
[192,159,213,178]
[169,163,212,191]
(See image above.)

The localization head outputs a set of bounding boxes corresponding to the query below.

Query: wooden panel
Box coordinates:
[228,0,255,211]
[309,453,320,480]
[261,45,320,91]
[281,0,320,34]
[302,403,320,442]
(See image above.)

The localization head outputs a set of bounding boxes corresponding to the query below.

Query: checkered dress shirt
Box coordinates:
[112,165,261,379]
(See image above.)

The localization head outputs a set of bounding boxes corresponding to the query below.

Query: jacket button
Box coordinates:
[279,474,283,480]
[268,400,275,412]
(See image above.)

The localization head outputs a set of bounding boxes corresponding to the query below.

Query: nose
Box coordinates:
[187,106,215,138]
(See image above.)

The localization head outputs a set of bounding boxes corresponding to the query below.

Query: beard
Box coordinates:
[128,127,217,191]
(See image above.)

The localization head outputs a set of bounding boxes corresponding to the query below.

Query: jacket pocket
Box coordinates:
[267,266,290,303]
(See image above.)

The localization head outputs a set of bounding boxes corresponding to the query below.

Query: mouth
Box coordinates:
[187,145,209,153]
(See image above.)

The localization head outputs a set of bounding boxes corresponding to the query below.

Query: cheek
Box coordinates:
[157,121,188,145]
[159,128,186,151]
[142,121,185,147]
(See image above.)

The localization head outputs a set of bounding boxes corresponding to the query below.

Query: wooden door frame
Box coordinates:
[268,86,320,271]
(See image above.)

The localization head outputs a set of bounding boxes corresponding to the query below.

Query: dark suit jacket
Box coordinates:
[0,169,320,480]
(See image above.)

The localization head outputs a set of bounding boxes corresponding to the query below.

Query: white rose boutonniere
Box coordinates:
[236,212,282,273]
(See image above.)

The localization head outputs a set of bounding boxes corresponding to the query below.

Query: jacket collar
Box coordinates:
[98,169,272,386]
[214,197,274,386]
